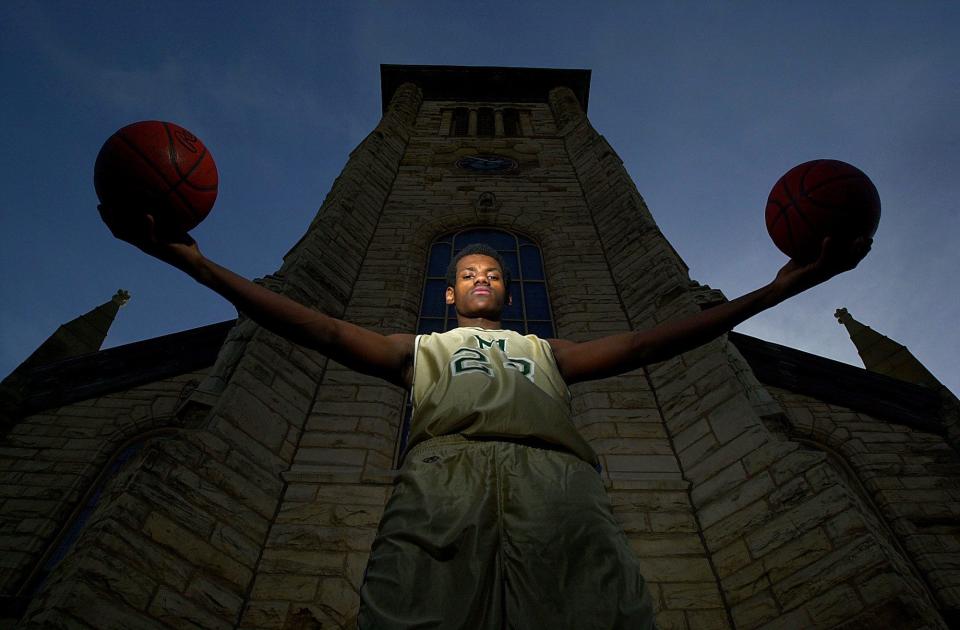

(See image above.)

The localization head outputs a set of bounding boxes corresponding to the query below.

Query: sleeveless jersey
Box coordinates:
[409,327,598,466]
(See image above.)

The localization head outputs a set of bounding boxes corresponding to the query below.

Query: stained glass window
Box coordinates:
[451,107,469,137]
[503,108,520,136]
[477,107,495,137]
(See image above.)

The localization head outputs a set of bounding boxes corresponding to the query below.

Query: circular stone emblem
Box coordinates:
[455,155,518,173]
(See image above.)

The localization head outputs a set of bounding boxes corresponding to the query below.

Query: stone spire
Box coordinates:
[834,307,941,388]
[15,290,130,373]
[1,291,129,432]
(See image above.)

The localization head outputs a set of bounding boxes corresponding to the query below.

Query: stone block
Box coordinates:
[251,573,320,601]
[690,461,746,507]
[744,486,851,558]
[730,590,779,629]
[96,522,194,592]
[687,609,732,630]
[636,557,714,582]
[315,483,390,507]
[162,460,271,538]
[772,535,884,610]
[185,574,245,620]
[628,533,706,558]
[617,512,652,535]
[259,549,347,576]
[211,521,262,567]
[216,388,290,452]
[711,538,752,578]
[707,398,755,445]
[660,582,724,609]
[605,454,680,474]
[698,473,775,530]
[652,610,687,629]
[238,601,289,629]
[208,416,285,474]
[149,585,234,629]
[142,511,253,589]
[723,559,771,604]
[609,490,692,512]
[132,471,218,538]
[33,583,170,630]
[267,523,376,552]
[703,499,772,553]
[762,527,832,585]
[753,606,813,630]
[649,510,699,534]
[63,549,158,611]
[317,576,360,621]
[616,421,668,439]
[295,447,367,468]
[685,428,769,483]
[674,418,711,454]
[590,438,674,456]
[766,476,810,511]
[805,583,864,627]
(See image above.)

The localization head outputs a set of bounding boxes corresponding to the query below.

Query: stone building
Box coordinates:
[1,65,958,629]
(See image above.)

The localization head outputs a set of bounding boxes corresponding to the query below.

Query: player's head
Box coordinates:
[446,244,512,293]
[445,244,512,320]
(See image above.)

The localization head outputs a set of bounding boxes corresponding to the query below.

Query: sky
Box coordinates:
[1,2,957,396]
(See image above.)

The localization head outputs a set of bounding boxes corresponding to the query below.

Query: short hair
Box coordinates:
[445,244,512,295]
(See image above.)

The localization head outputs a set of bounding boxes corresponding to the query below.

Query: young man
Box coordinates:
[100,208,870,628]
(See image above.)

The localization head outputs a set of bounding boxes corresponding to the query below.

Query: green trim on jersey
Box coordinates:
[409,327,597,466]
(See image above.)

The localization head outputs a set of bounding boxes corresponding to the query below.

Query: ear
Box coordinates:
[507,294,513,306]
[445,286,455,305]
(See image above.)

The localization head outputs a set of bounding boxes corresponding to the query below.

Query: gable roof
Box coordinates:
[9,321,944,434]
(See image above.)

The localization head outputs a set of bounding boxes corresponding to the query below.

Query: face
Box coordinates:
[446,254,511,320]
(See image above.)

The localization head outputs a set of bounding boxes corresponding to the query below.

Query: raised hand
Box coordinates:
[773,236,873,298]
[98,204,202,272]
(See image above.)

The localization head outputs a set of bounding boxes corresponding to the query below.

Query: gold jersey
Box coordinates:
[409,327,598,466]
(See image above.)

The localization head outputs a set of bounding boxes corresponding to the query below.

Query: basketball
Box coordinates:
[765,159,880,263]
[94,120,218,232]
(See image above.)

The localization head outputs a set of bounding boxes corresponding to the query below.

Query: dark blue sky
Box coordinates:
[1,2,957,394]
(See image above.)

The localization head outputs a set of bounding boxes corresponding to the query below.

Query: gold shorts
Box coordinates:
[359,435,656,629]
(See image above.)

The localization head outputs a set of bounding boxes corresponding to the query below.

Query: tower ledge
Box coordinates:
[380,64,591,113]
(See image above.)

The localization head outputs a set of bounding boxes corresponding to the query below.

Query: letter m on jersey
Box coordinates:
[475,336,507,352]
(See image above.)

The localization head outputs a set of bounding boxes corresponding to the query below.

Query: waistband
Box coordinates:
[406,433,601,473]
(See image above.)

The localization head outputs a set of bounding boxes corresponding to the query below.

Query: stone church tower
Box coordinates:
[2,65,958,629]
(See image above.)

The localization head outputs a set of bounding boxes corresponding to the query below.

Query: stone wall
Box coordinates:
[769,385,960,626]
[0,368,208,626]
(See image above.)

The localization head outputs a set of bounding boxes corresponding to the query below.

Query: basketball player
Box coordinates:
[99,206,870,628]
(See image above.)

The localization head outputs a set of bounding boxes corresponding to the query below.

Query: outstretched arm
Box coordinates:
[551,237,872,385]
[99,207,415,388]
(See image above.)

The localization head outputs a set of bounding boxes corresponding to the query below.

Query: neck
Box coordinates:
[456,315,502,329]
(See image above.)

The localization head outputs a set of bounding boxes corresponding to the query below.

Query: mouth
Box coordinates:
[472,288,492,296]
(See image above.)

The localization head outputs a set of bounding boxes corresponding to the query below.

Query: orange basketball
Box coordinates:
[765,159,880,263]
[94,120,218,232]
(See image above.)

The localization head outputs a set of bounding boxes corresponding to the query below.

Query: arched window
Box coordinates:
[503,108,520,137]
[451,107,469,137]
[22,432,173,597]
[477,107,495,137]
[396,229,555,461]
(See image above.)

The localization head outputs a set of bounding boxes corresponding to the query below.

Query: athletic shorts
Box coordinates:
[358,435,657,629]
